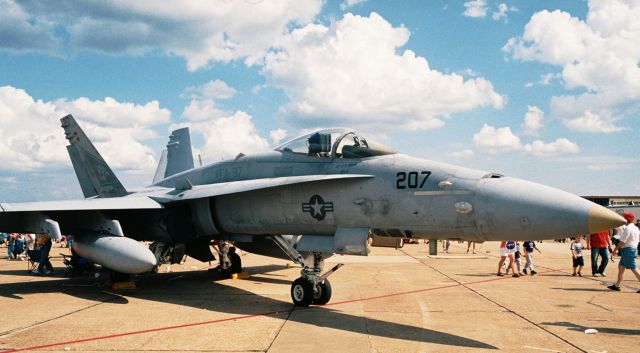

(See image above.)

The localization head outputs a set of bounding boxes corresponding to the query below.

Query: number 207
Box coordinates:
[396,171,431,189]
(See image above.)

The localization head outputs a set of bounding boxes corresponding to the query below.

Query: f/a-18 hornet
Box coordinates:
[0,115,625,306]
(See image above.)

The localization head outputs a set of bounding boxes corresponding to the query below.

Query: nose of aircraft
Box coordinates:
[473,177,625,240]
[587,204,627,234]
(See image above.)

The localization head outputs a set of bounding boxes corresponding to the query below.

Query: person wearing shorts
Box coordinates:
[570,236,585,276]
[608,212,640,292]
[497,240,519,277]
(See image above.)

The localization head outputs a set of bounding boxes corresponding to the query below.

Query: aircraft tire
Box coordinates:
[312,279,332,305]
[291,277,314,307]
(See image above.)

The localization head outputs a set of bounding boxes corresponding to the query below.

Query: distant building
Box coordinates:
[582,195,640,220]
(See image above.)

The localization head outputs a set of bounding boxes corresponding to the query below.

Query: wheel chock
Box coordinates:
[231,272,250,279]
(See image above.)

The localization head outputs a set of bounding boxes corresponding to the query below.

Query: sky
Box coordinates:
[0,0,638,202]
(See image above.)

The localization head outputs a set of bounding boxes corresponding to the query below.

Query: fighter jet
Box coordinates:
[0,115,625,306]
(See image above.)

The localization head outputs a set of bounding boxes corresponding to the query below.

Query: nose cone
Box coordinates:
[474,177,625,240]
[588,205,626,234]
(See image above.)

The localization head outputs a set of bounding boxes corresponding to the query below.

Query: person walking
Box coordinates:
[466,241,476,254]
[497,241,519,277]
[442,239,451,253]
[608,212,640,291]
[587,230,612,277]
[570,236,585,277]
[522,240,541,275]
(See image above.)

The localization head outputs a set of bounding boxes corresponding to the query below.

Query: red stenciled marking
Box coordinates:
[0,268,562,353]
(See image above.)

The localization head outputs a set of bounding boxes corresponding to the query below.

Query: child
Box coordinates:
[570,236,585,276]
[523,240,541,275]
[510,242,524,275]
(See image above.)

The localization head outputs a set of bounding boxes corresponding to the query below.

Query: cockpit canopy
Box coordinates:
[275,128,396,159]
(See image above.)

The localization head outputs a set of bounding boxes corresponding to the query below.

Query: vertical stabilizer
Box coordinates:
[153,127,194,184]
[152,149,168,184]
[165,127,194,177]
[60,114,128,198]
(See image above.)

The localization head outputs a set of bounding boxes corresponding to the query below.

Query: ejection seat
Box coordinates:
[307,133,331,157]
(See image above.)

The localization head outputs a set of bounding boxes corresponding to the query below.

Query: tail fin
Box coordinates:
[60,114,128,198]
[152,127,194,183]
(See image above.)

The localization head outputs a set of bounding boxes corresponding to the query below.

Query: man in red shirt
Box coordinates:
[587,230,612,277]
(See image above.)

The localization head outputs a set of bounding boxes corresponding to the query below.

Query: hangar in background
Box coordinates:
[582,195,640,219]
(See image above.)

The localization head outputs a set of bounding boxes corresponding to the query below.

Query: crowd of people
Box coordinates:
[494,212,640,292]
[497,240,541,277]
[1,233,69,275]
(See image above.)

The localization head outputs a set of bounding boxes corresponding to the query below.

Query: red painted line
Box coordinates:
[0,267,563,353]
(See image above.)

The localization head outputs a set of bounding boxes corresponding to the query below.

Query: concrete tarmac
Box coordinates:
[1,241,639,353]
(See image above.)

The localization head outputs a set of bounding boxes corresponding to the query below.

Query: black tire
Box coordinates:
[291,277,314,307]
[312,279,332,305]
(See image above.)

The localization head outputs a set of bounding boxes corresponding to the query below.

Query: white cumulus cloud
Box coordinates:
[523,105,544,136]
[263,12,504,132]
[269,129,287,145]
[183,80,237,100]
[0,0,61,54]
[504,0,640,133]
[523,138,579,157]
[0,85,168,172]
[340,0,368,10]
[182,99,227,123]
[1,0,322,71]
[200,111,270,161]
[178,80,277,161]
[473,124,521,152]
[463,0,488,18]
[492,3,511,21]
[473,123,579,157]
[562,110,625,133]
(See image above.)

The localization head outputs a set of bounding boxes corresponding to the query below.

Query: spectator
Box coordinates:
[511,242,524,275]
[587,230,612,277]
[497,241,519,277]
[570,236,585,276]
[24,233,35,251]
[223,246,242,278]
[522,240,541,275]
[442,239,450,253]
[467,241,476,254]
[7,233,16,259]
[608,212,640,291]
[33,234,54,275]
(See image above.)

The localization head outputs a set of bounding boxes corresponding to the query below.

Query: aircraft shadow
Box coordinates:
[542,321,640,336]
[0,268,496,349]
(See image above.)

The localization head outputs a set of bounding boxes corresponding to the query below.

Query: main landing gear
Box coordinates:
[271,236,343,307]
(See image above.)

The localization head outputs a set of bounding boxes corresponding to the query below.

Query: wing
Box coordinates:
[150,174,374,203]
[0,174,373,235]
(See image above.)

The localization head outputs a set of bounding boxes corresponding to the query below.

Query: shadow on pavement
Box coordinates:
[542,321,640,336]
[0,266,497,350]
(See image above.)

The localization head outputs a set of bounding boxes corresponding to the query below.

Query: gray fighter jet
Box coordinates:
[0,115,625,306]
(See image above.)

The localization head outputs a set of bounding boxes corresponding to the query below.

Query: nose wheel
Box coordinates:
[290,277,333,307]
[270,236,343,307]
[312,279,332,305]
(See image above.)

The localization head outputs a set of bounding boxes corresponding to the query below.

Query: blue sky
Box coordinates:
[0,0,638,202]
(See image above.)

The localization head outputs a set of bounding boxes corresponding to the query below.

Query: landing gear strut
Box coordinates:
[271,236,343,307]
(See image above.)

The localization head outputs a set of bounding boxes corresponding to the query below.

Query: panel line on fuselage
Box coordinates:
[413,190,472,196]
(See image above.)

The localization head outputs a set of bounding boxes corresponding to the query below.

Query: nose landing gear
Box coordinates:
[271,235,343,307]
[290,263,341,307]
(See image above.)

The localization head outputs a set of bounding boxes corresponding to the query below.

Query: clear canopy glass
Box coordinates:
[274,128,396,158]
